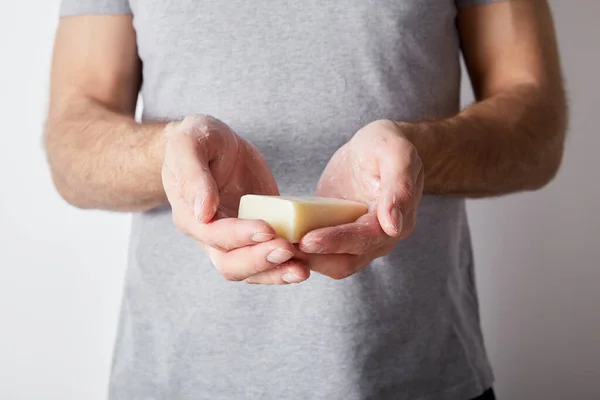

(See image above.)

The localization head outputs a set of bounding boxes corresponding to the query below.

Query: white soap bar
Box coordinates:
[238,195,368,243]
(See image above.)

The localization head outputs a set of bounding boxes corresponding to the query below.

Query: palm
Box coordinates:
[211,137,279,217]
[163,115,278,221]
[163,115,310,286]
[301,120,423,280]
[316,138,381,206]
[313,119,423,239]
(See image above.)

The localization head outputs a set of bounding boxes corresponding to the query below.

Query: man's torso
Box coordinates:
[105,1,493,399]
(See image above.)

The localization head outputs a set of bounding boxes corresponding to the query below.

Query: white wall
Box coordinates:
[466,2,600,398]
[0,3,130,399]
[0,1,598,399]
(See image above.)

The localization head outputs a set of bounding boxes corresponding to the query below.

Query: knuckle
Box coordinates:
[228,218,246,239]
[249,249,272,274]
[397,182,416,205]
[250,260,267,275]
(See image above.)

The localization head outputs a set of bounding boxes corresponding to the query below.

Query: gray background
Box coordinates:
[0,0,598,399]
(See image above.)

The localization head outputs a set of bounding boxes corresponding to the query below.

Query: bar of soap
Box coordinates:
[238,195,368,243]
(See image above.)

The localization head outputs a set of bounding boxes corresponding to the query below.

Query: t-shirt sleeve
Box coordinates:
[456,0,508,7]
[59,0,131,17]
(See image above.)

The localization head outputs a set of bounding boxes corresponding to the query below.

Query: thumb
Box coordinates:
[164,120,220,223]
[376,189,403,238]
[377,160,411,238]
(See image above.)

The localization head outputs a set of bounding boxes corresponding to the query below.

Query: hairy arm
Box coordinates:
[45,16,167,211]
[402,0,567,197]
[43,16,308,284]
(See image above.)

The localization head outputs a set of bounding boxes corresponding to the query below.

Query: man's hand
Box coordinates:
[163,115,310,285]
[298,120,424,279]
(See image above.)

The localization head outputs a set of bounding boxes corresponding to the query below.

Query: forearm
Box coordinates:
[45,97,168,211]
[403,82,567,197]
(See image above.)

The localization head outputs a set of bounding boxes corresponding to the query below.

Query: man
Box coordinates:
[45,0,566,398]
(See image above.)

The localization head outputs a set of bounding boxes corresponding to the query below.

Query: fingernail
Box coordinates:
[390,206,403,234]
[193,195,204,219]
[282,273,303,284]
[252,232,274,243]
[267,249,294,264]
[302,243,324,254]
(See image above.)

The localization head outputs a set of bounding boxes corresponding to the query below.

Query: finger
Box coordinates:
[299,213,388,255]
[164,119,219,223]
[170,188,277,250]
[244,261,311,285]
[209,238,298,282]
[189,218,277,251]
[377,143,423,237]
[403,166,425,235]
[307,254,365,280]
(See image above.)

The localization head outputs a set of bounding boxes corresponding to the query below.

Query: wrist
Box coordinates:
[394,121,420,143]
[134,120,170,208]
[393,121,434,154]
[394,118,459,153]
[147,121,169,166]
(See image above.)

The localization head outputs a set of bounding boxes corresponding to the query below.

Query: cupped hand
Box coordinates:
[299,120,424,279]
[162,115,309,284]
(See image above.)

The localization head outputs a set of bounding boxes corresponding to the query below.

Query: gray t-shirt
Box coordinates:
[60,1,502,399]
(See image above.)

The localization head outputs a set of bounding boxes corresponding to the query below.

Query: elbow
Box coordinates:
[525,97,568,191]
[45,131,95,210]
[527,149,563,191]
[46,157,96,209]
[525,130,566,191]
[49,170,95,210]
